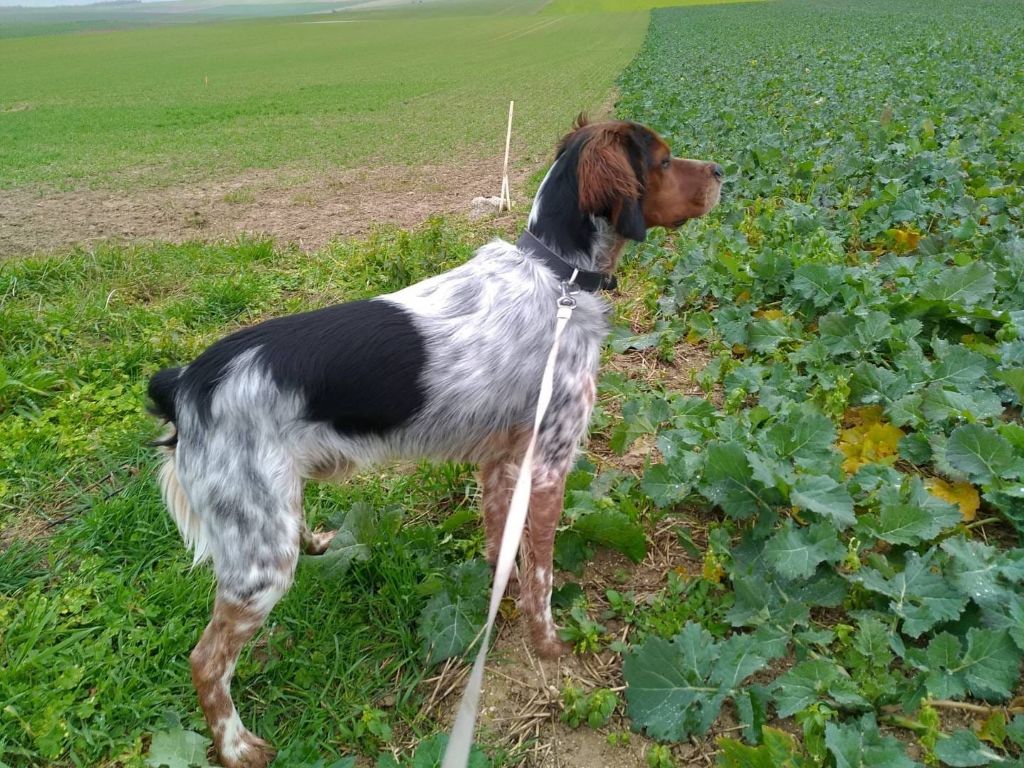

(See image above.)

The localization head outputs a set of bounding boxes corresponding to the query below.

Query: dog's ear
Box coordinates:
[575,124,648,241]
[613,197,647,241]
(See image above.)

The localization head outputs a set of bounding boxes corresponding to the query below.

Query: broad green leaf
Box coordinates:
[764,521,844,580]
[748,317,792,353]
[918,262,996,308]
[145,725,213,768]
[553,530,589,576]
[855,551,967,637]
[819,313,860,355]
[709,633,772,690]
[921,386,1005,423]
[624,624,767,742]
[996,368,1024,401]
[852,616,892,664]
[791,475,856,529]
[1008,716,1024,749]
[945,424,1017,484]
[765,407,836,466]
[571,508,646,562]
[931,347,989,389]
[850,363,907,405]
[747,449,793,491]
[733,685,771,745]
[934,729,1009,766]
[622,624,722,742]
[715,305,753,345]
[857,491,961,546]
[891,190,927,223]
[641,462,691,508]
[727,535,847,630]
[921,632,968,700]
[856,312,895,349]
[418,560,489,665]
[792,264,843,308]
[918,627,1024,702]
[700,441,774,519]
[824,716,920,768]
[959,628,1023,701]
[899,432,932,464]
[941,536,1024,609]
[773,659,868,718]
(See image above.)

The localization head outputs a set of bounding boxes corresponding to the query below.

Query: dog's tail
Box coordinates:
[148,366,183,448]
[149,366,211,565]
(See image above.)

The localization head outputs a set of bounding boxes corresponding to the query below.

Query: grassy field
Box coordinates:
[3,0,1024,766]
[0,2,640,191]
[542,0,756,14]
[0,222,516,767]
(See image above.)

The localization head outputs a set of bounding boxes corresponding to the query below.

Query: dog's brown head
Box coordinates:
[559,115,723,241]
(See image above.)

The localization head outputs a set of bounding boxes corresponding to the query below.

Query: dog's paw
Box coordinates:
[301,529,337,556]
[530,624,571,659]
[217,730,276,768]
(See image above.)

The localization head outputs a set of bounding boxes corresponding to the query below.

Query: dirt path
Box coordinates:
[0,155,527,257]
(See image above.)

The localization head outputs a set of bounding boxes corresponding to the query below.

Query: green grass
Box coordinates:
[543,0,757,13]
[0,219,515,767]
[0,5,644,191]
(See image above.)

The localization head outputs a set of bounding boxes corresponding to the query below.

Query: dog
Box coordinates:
[147,116,722,767]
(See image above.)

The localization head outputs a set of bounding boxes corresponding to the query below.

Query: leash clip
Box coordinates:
[558,279,579,310]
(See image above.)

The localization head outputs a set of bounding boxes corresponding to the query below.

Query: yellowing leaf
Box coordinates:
[844,405,885,428]
[736,290,752,303]
[924,477,980,522]
[838,407,904,474]
[755,308,785,320]
[702,551,724,584]
[732,343,748,357]
[886,226,922,253]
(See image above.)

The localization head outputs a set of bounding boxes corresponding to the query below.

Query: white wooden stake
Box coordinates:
[500,100,514,212]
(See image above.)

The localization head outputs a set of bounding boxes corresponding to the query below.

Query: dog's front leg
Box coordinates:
[520,468,571,658]
[518,370,596,658]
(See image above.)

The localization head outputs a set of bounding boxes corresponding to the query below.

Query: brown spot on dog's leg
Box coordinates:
[481,459,516,568]
[520,471,570,659]
[191,596,280,768]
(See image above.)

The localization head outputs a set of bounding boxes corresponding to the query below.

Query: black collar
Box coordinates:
[516,231,617,292]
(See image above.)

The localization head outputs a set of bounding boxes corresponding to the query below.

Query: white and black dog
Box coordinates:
[148,116,722,767]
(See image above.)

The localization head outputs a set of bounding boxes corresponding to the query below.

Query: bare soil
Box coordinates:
[0,155,528,258]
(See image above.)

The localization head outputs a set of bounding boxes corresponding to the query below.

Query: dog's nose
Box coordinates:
[710,163,724,181]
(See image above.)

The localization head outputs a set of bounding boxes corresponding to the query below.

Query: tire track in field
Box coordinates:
[494,16,562,42]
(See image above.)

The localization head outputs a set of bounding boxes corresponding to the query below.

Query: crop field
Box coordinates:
[2,0,1024,766]
[0,2,638,191]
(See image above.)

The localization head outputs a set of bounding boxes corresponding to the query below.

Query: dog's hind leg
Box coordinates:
[186,458,302,768]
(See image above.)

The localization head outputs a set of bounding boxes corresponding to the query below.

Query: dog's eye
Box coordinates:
[661,157,671,169]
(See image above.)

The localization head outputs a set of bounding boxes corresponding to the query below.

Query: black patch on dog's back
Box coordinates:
[180,299,428,435]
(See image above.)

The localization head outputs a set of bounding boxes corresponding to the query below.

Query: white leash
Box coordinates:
[441,271,579,768]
